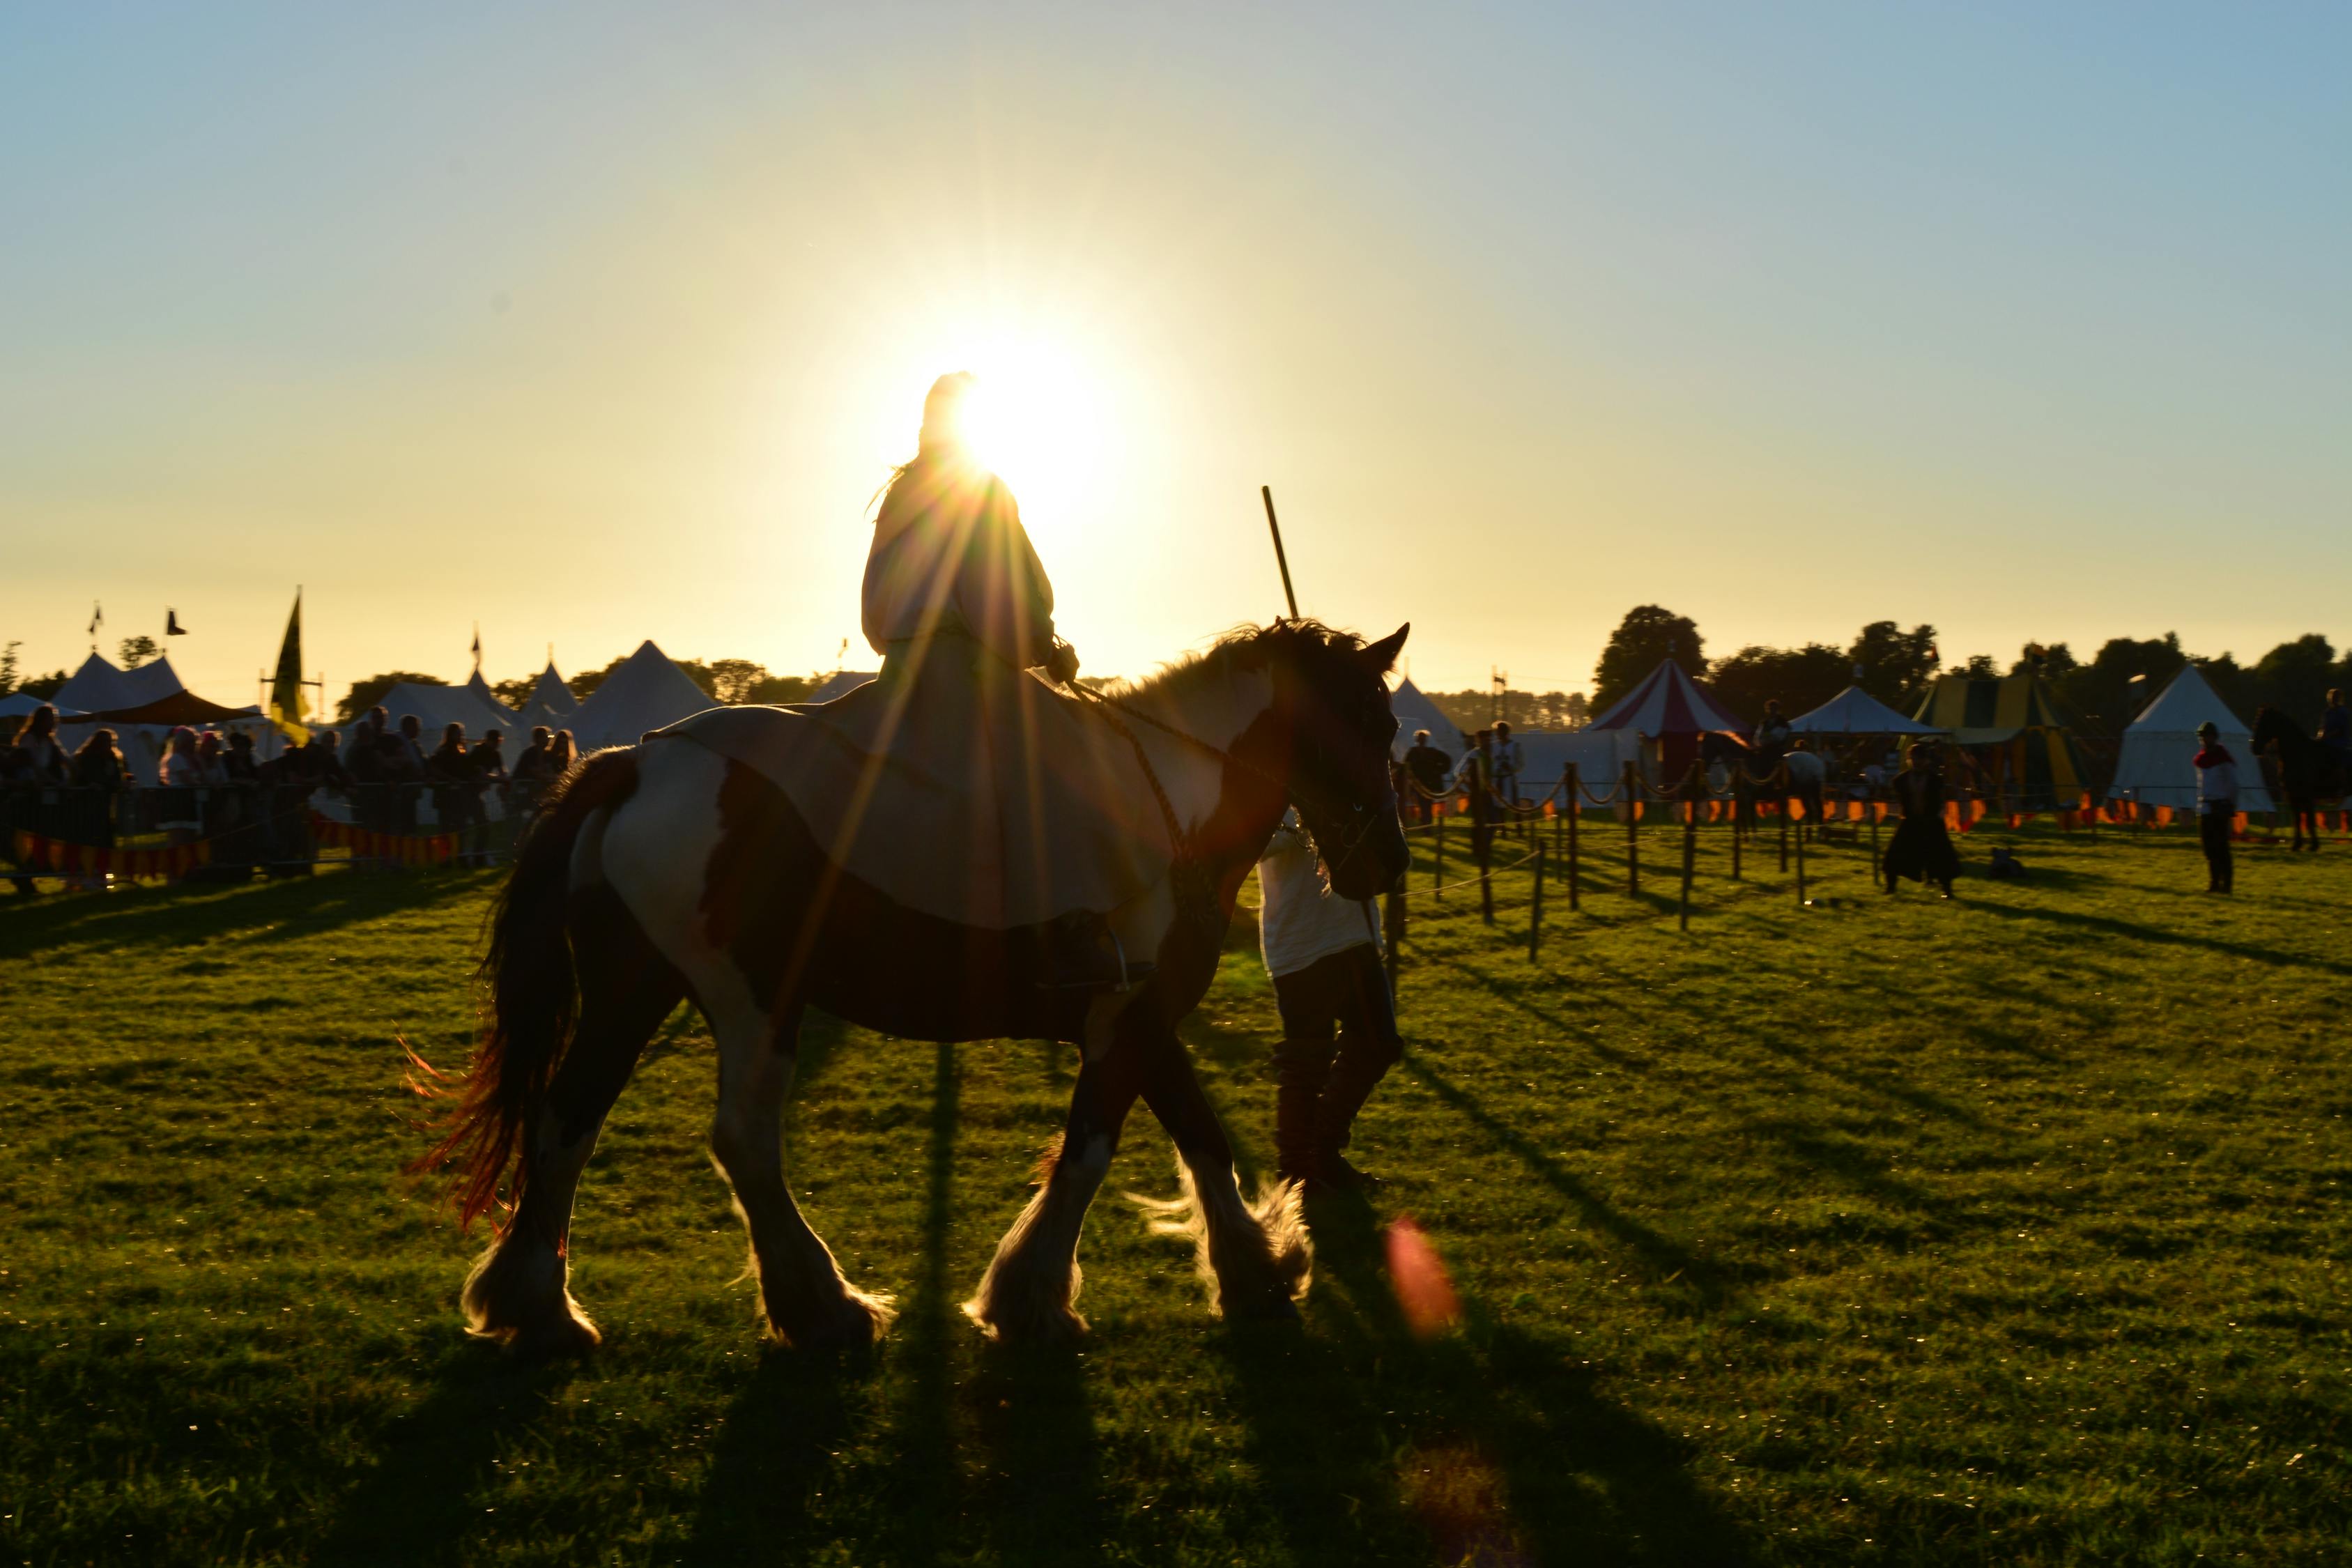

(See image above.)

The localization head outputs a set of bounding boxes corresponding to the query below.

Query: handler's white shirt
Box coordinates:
[1256,813,1382,979]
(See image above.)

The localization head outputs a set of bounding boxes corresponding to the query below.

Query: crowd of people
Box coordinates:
[1,698,585,891]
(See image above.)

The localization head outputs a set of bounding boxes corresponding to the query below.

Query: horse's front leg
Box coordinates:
[707,994,896,1349]
[964,1040,1146,1343]
[1132,1019,1313,1321]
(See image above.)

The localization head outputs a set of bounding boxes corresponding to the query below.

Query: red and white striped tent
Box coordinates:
[1585,659,1747,778]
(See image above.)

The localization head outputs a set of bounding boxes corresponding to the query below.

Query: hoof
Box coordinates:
[1224,1286,1304,1324]
[961,1297,1090,1346]
[769,1288,898,1353]
[506,1309,602,1360]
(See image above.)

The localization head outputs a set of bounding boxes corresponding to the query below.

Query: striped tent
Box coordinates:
[1587,660,1746,779]
[1912,673,2089,811]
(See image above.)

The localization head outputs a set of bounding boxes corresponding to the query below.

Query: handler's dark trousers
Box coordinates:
[2199,804,2234,892]
[1270,943,1402,1177]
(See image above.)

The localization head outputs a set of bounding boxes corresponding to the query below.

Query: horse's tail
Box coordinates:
[413,746,643,1231]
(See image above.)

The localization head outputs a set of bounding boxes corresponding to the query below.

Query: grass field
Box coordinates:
[3,817,2346,1565]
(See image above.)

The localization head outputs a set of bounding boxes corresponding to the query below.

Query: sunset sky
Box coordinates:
[4,3,2346,708]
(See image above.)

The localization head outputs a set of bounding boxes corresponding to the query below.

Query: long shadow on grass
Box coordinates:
[1963,899,2352,977]
[310,1340,571,1566]
[1222,1200,1758,1565]
[1401,1052,1742,1305]
[0,864,491,962]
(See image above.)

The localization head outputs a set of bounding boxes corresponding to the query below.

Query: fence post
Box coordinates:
[1870,794,1882,882]
[1731,773,1744,881]
[1795,791,1810,907]
[1528,839,1545,961]
[1623,761,1640,897]
[1777,767,1790,873]
[1553,767,1567,857]
[1434,807,1445,898]
[1566,764,1581,912]
[1680,762,1700,932]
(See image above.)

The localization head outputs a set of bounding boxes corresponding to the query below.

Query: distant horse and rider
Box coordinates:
[417,374,1411,1356]
[2252,698,2350,853]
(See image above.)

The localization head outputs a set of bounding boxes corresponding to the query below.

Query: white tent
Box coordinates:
[567,640,717,749]
[1387,677,1466,761]
[1512,730,1647,796]
[2109,665,2272,813]
[364,680,513,744]
[523,662,577,715]
[1787,686,1943,736]
[1587,659,1746,735]
[54,652,189,714]
[1,693,86,721]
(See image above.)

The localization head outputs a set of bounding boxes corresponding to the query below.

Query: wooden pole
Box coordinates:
[1679,763,1700,932]
[1477,820,1495,926]
[1566,765,1581,912]
[1731,773,1744,881]
[1870,793,1882,882]
[1624,761,1640,896]
[1553,768,1567,856]
[1777,768,1790,873]
[1434,806,1445,898]
[1528,839,1545,961]
[1795,791,1810,907]
[1260,486,1300,621]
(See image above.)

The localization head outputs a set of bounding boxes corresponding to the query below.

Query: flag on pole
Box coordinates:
[471,623,482,673]
[270,590,310,744]
[167,608,187,636]
[89,601,103,640]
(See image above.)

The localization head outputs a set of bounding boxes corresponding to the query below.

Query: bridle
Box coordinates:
[1070,670,1394,882]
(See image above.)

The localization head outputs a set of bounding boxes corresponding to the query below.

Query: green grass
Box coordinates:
[2,820,2346,1565]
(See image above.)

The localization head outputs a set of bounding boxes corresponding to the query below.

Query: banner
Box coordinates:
[307,813,456,866]
[11,830,213,881]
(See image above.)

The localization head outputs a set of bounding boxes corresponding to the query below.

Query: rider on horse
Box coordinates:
[856,373,1142,988]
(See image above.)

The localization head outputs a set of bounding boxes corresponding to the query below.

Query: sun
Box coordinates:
[913,334,1118,548]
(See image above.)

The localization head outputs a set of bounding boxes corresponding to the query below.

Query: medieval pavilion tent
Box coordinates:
[1787,686,1942,737]
[1586,659,1747,780]
[505,661,579,739]
[2107,665,2271,813]
[1386,677,1466,762]
[808,670,879,705]
[567,640,717,750]
[1912,672,2090,810]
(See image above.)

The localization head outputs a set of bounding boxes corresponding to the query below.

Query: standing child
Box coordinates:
[1257,808,1400,1194]
[2193,720,2237,894]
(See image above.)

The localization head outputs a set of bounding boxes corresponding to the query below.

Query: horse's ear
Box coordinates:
[1362,623,1409,675]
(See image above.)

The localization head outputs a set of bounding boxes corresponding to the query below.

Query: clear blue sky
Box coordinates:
[3,3,2344,703]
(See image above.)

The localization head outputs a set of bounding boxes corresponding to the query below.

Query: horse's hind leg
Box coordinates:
[964,1044,1146,1343]
[465,886,682,1355]
[1132,1019,1312,1321]
[706,997,896,1349]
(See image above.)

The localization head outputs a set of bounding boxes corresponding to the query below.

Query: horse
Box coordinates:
[418,619,1412,1356]
[2252,706,2346,852]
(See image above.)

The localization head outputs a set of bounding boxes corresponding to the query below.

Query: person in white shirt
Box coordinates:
[1256,808,1399,1193]
[2193,720,2237,894]
[1490,720,1525,810]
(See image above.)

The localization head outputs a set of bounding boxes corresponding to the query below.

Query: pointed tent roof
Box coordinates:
[370,680,509,741]
[465,670,514,718]
[525,662,576,716]
[1786,686,1944,736]
[1586,659,1746,735]
[1912,672,2086,745]
[568,640,716,748]
[1,693,86,720]
[53,653,134,714]
[1387,677,1466,760]
[2109,665,2272,811]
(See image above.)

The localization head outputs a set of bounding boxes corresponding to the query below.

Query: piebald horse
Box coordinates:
[424,620,1411,1354]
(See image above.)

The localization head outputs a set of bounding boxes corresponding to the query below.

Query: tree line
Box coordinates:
[327,658,824,723]
[1422,605,2351,737]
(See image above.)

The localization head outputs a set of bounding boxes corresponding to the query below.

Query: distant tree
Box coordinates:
[2060,633,2186,725]
[2190,652,2250,717]
[2009,642,2078,678]
[491,675,536,707]
[1593,606,1703,715]
[1707,644,1851,727]
[702,659,772,705]
[0,640,18,695]
[2249,633,2337,721]
[16,668,68,700]
[1953,654,1999,679]
[337,671,447,723]
[746,672,817,705]
[118,634,161,669]
[1563,691,1590,728]
[1847,622,1939,707]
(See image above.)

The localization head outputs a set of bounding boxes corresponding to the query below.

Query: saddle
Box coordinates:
[654,644,1176,930]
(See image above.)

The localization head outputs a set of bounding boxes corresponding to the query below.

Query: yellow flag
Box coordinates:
[270,590,309,744]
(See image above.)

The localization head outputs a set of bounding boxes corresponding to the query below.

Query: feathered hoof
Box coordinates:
[960,1295,1090,1346]
[505,1308,603,1360]
[768,1286,897,1353]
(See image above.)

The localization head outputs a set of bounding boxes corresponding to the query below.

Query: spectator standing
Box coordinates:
[1401,729,1452,826]
[428,723,486,863]
[2193,720,2238,895]
[1491,720,1525,819]
[1884,744,1960,898]
[158,727,204,861]
[1256,809,1399,1193]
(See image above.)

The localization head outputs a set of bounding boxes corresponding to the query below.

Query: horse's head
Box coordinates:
[1264,620,1412,900]
[2252,705,2294,752]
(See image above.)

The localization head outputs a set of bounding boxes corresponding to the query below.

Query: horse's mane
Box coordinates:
[1108,620,1367,706]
